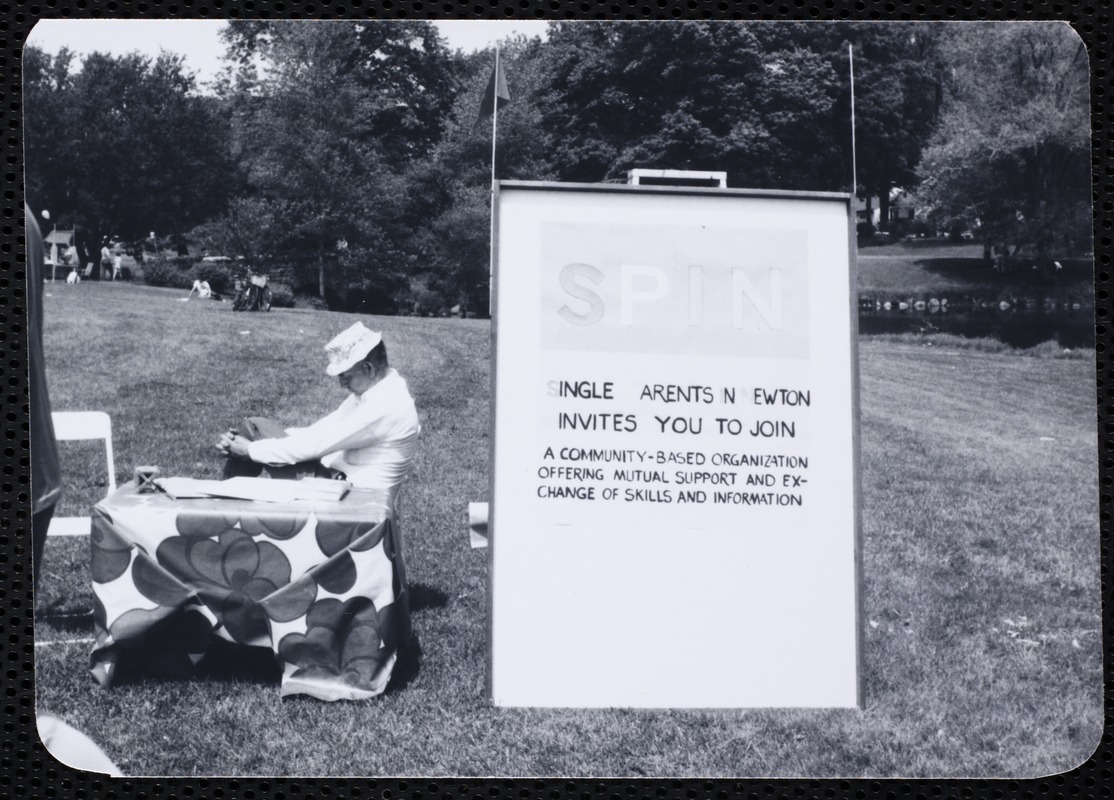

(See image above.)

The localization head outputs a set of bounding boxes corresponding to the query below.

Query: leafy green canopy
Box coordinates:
[212,21,457,307]
[416,22,946,311]
[25,22,1089,309]
[536,22,846,189]
[411,35,557,316]
[24,47,232,277]
[917,23,1090,257]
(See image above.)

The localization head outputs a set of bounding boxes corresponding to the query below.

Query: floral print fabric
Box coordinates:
[90,485,404,701]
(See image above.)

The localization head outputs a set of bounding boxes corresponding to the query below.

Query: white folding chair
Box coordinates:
[49,411,116,536]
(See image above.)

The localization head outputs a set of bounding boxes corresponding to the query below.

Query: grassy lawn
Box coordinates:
[34,281,1101,778]
[856,238,1094,297]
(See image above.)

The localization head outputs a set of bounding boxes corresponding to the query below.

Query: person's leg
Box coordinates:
[221,418,268,478]
[224,417,327,480]
[222,457,263,479]
[32,506,55,590]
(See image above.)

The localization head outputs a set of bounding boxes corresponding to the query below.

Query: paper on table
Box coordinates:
[219,477,350,502]
[285,477,352,501]
[154,477,226,499]
[155,476,350,503]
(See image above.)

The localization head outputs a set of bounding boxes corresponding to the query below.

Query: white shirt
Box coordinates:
[247,369,420,500]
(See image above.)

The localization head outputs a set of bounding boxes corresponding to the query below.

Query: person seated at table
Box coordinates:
[217,322,420,507]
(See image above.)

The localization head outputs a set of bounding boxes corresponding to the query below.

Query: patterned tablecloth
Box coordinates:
[89,482,409,701]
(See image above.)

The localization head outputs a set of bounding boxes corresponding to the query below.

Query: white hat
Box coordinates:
[324,322,383,376]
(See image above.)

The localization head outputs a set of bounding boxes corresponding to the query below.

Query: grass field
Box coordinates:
[33,281,1101,778]
[856,239,1094,297]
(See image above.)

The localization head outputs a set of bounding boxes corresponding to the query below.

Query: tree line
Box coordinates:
[24,21,1090,316]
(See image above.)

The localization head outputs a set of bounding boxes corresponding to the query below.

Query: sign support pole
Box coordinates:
[487,47,500,316]
[849,43,858,196]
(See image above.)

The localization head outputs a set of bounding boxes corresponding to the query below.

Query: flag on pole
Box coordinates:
[473,55,512,131]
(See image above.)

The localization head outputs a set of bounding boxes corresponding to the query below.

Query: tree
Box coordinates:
[917,22,1090,259]
[412,35,556,315]
[750,22,946,224]
[186,196,289,269]
[529,22,947,213]
[531,22,868,192]
[835,23,943,227]
[219,21,456,302]
[23,47,232,278]
[23,47,74,217]
[744,43,845,190]
[537,22,771,184]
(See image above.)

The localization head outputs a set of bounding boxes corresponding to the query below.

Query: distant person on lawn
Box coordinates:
[217,322,420,507]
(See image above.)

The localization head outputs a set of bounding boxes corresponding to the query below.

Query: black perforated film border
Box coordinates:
[2,3,1110,798]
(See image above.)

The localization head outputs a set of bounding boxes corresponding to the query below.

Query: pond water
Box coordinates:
[858,299,1095,349]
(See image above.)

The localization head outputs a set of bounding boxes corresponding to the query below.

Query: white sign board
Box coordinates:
[490,182,862,708]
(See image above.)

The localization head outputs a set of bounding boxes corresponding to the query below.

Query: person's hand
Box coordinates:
[216,430,249,459]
